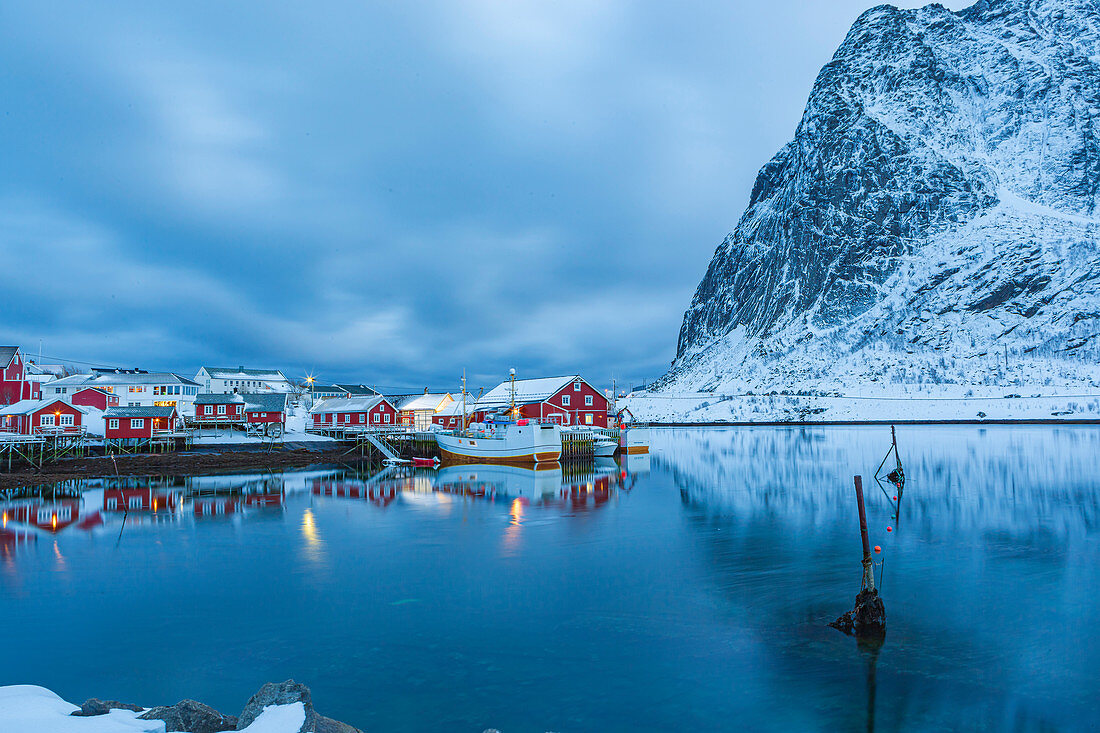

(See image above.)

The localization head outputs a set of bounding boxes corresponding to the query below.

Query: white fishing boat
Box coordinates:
[620,425,649,455]
[593,437,618,457]
[436,369,562,465]
[437,421,562,465]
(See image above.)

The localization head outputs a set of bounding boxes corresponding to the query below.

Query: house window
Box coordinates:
[562,395,570,406]
[205,405,213,415]
[129,496,142,509]
[59,414,74,426]
[106,497,117,510]
[217,405,226,415]
[358,414,364,423]
[573,381,582,391]
[40,415,55,426]
[108,419,119,430]
[585,395,593,406]
[585,414,593,424]
[260,412,266,418]
[449,418,456,426]
[131,419,144,429]
[129,386,143,393]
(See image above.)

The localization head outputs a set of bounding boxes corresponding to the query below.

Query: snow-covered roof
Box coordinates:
[51,371,199,387]
[105,406,177,418]
[310,395,388,414]
[0,347,18,368]
[333,384,379,396]
[392,393,453,412]
[195,392,246,404]
[202,366,288,380]
[476,375,581,408]
[243,393,288,412]
[0,398,90,416]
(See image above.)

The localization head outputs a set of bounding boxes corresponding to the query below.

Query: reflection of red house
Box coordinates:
[193,496,240,517]
[103,488,178,514]
[71,387,118,411]
[311,478,399,507]
[0,500,81,532]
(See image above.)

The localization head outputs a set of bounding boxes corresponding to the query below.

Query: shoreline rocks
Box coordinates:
[70,680,360,733]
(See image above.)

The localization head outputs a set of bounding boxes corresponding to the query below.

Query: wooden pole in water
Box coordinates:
[855,475,875,592]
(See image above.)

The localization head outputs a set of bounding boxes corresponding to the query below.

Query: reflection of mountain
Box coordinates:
[654,426,1100,539]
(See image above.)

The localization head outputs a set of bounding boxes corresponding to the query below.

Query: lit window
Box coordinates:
[585,395,593,406]
[562,395,570,406]
[585,414,593,424]
[131,419,144,429]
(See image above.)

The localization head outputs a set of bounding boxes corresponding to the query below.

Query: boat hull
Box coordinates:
[437,423,562,465]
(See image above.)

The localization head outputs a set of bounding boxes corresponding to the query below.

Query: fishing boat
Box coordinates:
[436,369,562,465]
[593,437,618,457]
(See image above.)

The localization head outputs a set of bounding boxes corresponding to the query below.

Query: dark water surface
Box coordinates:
[2,426,1099,732]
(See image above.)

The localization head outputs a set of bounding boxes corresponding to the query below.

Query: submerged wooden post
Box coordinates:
[831,475,887,640]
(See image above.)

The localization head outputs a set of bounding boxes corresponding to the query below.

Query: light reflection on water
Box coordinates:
[0,427,1098,732]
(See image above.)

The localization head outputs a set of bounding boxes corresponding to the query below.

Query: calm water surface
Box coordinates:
[2,426,1099,732]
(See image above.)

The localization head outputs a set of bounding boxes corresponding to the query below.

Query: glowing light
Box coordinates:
[510,498,524,525]
[51,513,57,529]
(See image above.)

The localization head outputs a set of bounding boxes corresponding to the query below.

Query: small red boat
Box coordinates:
[412,457,440,468]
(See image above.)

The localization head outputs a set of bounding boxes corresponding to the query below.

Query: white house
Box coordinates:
[196,366,294,394]
[46,368,200,415]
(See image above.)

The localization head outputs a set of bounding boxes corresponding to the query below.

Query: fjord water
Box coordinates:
[2,427,1098,732]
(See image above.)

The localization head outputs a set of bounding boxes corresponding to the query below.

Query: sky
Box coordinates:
[0,0,970,393]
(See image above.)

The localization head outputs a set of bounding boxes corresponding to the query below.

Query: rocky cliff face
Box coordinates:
[665,0,1100,392]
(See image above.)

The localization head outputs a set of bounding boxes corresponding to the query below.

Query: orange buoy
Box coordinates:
[874,545,881,553]
[886,526,893,532]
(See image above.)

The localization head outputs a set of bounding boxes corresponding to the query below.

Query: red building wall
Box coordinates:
[22,401,84,435]
[245,409,284,424]
[313,401,398,427]
[103,489,178,513]
[71,388,115,411]
[2,500,80,532]
[105,412,176,439]
[0,350,41,405]
[197,402,243,419]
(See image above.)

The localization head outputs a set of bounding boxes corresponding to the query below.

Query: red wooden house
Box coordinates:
[194,392,246,423]
[0,398,88,435]
[310,395,398,429]
[71,387,119,411]
[243,393,288,429]
[471,375,610,427]
[0,347,42,406]
[103,406,179,440]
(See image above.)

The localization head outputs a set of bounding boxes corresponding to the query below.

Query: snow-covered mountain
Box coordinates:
[662,0,1100,394]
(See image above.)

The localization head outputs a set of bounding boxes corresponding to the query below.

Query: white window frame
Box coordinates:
[108,419,119,430]
[384,412,391,424]
[204,405,213,415]
[573,381,582,391]
[217,404,226,415]
[59,414,74,426]
[131,418,144,429]
[585,395,593,406]
[561,395,570,406]
[39,414,55,427]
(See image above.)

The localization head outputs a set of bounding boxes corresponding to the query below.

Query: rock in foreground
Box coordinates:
[139,699,238,733]
[237,680,362,733]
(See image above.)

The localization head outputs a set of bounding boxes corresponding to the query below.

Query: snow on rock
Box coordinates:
[663,0,1100,403]
[0,686,307,733]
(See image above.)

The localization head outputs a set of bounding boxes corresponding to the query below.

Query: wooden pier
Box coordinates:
[0,427,89,472]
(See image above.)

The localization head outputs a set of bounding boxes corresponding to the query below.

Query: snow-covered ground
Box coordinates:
[0,686,304,733]
[623,384,1100,423]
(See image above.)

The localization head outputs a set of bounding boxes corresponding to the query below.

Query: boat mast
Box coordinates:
[461,370,467,434]
[509,368,516,420]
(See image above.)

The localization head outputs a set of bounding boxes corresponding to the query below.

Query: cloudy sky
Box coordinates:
[0,0,968,392]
